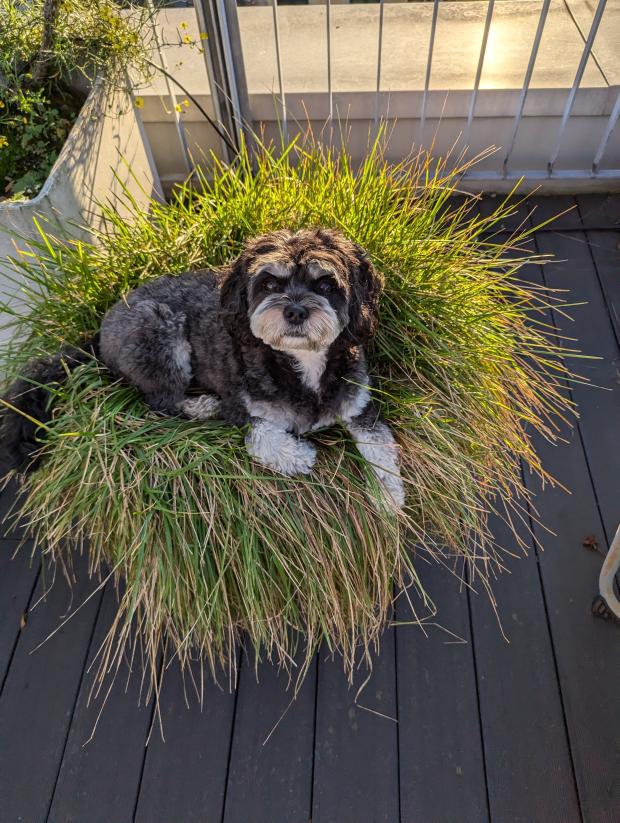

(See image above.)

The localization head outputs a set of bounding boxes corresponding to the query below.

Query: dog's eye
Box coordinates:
[315,277,334,295]
[263,276,281,292]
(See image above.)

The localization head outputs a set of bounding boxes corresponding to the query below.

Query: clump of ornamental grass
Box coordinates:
[0,133,575,696]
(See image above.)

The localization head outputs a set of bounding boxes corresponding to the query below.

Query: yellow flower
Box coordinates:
[182,99,190,109]
[182,35,192,44]
[0,135,8,149]
[175,104,182,113]
[134,96,145,109]
[180,21,188,29]
[199,32,208,40]
[0,100,5,108]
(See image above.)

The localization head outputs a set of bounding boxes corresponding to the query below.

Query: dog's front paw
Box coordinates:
[246,420,316,476]
[375,470,406,511]
[347,420,405,511]
[282,438,317,475]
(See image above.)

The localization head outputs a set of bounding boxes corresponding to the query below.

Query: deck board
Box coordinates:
[0,553,101,823]
[396,560,489,823]
[0,541,38,689]
[312,633,399,823]
[527,218,620,822]
[0,195,618,822]
[46,586,155,823]
[222,649,316,823]
[134,658,238,823]
[469,513,582,823]
[577,195,620,229]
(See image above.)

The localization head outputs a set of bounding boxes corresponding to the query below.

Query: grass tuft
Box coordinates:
[0,132,577,695]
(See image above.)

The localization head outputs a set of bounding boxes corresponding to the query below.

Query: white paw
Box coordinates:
[179,395,221,420]
[274,438,317,475]
[375,469,406,511]
[246,420,316,476]
[348,421,405,511]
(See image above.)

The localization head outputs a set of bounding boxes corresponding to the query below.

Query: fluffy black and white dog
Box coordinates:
[2,229,405,507]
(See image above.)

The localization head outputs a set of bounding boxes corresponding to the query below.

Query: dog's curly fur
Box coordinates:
[1,228,405,507]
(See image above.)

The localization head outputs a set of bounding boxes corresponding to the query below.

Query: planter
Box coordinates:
[0,80,162,344]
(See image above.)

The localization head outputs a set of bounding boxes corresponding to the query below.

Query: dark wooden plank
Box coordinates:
[0,476,29,540]
[223,649,316,823]
[538,229,620,552]
[469,513,581,823]
[0,552,102,823]
[583,229,620,353]
[312,632,399,823]
[477,194,533,232]
[524,427,620,823]
[527,229,620,822]
[0,540,39,688]
[47,586,155,823]
[466,224,580,820]
[577,194,620,229]
[134,658,238,823]
[396,559,488,823]
[528,195,581,231]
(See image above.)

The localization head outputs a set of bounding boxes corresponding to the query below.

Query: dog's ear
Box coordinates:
[219,255,251,337]
[347,243,383,344]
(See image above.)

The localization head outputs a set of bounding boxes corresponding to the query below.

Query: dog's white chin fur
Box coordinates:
[270,334,325,352]
[261,323,343,352]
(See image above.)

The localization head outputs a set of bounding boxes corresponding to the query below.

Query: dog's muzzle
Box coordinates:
[250,294,344,351]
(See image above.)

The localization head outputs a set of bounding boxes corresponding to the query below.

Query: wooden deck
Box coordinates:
[1,195,619,823]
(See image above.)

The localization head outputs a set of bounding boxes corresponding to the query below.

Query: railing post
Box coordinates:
[193,0,253,161]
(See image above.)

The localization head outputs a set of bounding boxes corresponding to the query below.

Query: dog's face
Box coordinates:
[220,228,383,351]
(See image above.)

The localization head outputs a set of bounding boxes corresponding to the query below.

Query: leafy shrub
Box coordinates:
[0,0,151,199]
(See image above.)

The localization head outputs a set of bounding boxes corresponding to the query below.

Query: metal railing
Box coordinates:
[160,0,620,188]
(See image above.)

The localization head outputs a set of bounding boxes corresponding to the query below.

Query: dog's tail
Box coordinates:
[0,336,99,473]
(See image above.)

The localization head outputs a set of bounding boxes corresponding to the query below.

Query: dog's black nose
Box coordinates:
[283,304,309,325]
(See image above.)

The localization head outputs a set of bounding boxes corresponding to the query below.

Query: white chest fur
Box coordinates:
[289,349,327,393]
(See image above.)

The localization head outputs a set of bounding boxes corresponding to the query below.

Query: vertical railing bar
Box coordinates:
[419,0,440,145]
[216,0,243,132]
[464,0,495,147]
[502,0,551,176]
[374,0,385,125]
[193,0,238,161]
[221,0,254,141]
[146,0,193,174]
[326,0,333,123]
[271,0,288,141]
[548,0,607,174]
[592,89,620,173]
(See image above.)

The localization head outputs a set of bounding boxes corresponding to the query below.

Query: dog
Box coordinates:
[2,228,405,508]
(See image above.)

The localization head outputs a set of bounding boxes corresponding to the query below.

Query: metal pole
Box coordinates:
[548,0,608,174]
[464,0,495,148]
[270,0,288,142]
[220,0,253,136]
[374,0,385,126]
[503,0,551,176]
[419,0,439,146]
[592,89,620,174]
[194,0,252,161]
